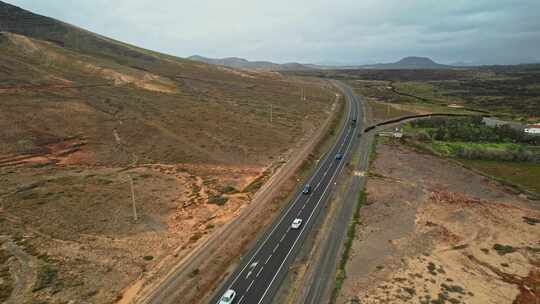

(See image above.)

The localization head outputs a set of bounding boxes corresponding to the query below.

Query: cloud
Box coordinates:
[7,0,540,64]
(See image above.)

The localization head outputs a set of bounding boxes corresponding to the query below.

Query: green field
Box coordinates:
[403,116,540,194]
[459,159,540,194]
[430,141,523,157]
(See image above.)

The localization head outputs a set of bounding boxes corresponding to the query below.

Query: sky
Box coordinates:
[7,0,540,65]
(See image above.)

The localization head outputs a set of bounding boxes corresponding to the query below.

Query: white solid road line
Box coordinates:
[238,295,245,304]
[264,254,272,265]
[256,109,357,304]
[218,89,355,303]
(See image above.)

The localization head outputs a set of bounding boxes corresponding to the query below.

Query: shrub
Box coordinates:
[207,194,228,205]
[221,185,237,194]
[188,268,200,278]
[33,263,57,291]
[493,244,516,255]
[415,130,432,142]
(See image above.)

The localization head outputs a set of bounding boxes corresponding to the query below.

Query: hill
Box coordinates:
[0,2,336,304]
[0,1,333,167]
[188,55,312,71]
[362,56,450,69]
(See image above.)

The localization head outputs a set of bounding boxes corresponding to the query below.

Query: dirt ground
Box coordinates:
[338,138,540,304]
[0,159,263,304]
[0,97,337,304]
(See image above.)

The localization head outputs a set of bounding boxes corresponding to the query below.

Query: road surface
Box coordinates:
[211,80,361,304]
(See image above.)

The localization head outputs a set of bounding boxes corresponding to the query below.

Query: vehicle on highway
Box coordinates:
[291,218,303,229]
[302,184,312,194]
[335,153,343,160]
[351,118,357,127]
[218,289,236,304]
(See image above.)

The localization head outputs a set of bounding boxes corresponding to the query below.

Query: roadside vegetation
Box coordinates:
[330,190,366,304]
[405,116,540,194]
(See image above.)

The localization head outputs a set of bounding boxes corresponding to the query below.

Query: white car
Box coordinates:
[291,218,303,229]
[219,289,236,304]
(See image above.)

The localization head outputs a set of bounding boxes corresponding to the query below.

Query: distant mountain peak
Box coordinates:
[397,56,437,64]
[362,56,449,69]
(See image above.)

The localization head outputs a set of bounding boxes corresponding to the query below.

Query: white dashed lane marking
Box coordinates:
[246,280,255,292]
[256,267,264,278]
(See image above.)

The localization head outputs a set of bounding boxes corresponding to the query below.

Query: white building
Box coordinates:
[524,124,540,134]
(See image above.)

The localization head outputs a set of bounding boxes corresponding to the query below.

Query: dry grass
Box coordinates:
[0,32,334,167]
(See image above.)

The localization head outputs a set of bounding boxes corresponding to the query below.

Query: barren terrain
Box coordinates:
[338,138,540,304]
[0,2,338,303]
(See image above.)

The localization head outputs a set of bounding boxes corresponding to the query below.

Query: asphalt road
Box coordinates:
[211,81,360,304]
[301,112,371,303]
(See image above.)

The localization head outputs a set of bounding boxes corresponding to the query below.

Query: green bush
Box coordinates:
[207,194,228,206]
[221,186,237,194]
[493,244,516,255]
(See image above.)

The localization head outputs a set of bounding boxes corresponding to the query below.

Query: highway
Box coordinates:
[211,81,361,304]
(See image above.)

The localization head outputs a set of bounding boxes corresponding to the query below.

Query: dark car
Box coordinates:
[302,184,312,194]
[351,118,357,127]
[335,153,343,160]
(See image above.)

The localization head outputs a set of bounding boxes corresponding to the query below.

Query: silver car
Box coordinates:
[219,289,236,304]
[291,218,303,229]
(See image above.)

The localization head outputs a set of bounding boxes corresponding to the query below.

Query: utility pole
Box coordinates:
[128,175,138,222]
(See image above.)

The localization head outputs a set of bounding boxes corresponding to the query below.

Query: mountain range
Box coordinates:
[189,55,452,70]
[188,55,313,71]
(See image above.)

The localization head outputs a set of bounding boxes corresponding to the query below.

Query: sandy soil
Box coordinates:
[0,158,263,304]
[338,139,540,304]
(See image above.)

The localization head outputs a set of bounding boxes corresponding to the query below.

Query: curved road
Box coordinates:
[211,80,361,304]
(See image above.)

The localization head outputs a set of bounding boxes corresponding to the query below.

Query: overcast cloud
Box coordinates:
[7,0,540,65]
